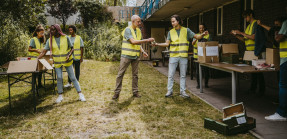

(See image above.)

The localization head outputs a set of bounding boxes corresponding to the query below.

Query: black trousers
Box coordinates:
[195,62,210,86]
[68,60,81,83]
[250,73,265,93]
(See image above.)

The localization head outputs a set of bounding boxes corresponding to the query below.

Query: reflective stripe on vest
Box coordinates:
[28,37,43,60]
[244,20,256,51]
[69,35,82,60]
[169,27,189,58]
[280,38,287,58]
[193,33,209,58]
[51,36,73,68]
[121,26,142,57]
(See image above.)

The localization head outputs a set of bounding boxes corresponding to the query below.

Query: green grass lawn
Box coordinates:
[0,60,255,138]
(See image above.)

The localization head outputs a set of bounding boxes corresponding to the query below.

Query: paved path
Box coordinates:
[145,62,287,139]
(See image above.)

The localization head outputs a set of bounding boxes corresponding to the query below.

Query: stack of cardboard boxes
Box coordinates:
[221,44,239,64]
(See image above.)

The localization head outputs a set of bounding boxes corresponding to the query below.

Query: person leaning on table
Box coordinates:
[64,25,84,88]
[28,25,46,88]
[38,24,86,103]
[192,23,211,89]
[231,9,265,96]
[153,14,208,98]
[112,15,154,100]
[265,18,287,121]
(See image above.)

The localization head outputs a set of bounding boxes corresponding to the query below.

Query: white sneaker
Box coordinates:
[265,113,287,121]
[79,93,86,102]
[64,83,72,88]
[165,92,173,97]
[55,95,63,103]
[180,91,190,98]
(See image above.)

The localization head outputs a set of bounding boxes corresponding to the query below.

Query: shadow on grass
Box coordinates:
[101,97,134,118]
[0,83,56,116]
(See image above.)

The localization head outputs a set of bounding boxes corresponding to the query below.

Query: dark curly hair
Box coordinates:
[68,25,77,33]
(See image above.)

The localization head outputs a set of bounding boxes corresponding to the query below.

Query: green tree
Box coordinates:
[0,0,46,66]
[47,0,78,31]
[76,0,113,28]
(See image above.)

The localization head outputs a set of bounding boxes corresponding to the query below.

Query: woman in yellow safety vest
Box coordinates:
[64,25,84,88]
[192,23,211,89]
[28,25,45,88]
[38,24,86,103]
[154,15,208,98]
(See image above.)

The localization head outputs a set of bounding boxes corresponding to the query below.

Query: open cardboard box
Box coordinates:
[198,41,219,63]
[222,102,247,127]
[204,117,256,135]
[204,102,256,135]
[43,51,54,65]
[7,59,53,73]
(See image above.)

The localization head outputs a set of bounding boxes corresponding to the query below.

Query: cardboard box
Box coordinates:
[252,59,266,66]
[222,44,239,54]
[266,48,280,69]
[43,51,54,65]
[221,54,239,64]
[243,51,258,61]
[222,103,247,127]
[7,59,53,73]
[204,117,256,135]
[198,41,219,63]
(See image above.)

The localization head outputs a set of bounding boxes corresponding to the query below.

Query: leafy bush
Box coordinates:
[0,18,30,66]
[78,21,127,61]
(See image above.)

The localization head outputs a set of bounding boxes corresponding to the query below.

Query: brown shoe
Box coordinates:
[133,93,141,98]
[112,94,119,100]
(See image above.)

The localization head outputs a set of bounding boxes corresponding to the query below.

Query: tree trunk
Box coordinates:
[114,0,117,6]
[62,17,66,31]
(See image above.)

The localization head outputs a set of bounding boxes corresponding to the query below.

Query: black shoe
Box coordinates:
[205,84,209,88]
[133,93,141,98]
[38,84,44,88]
[112,94,119,100]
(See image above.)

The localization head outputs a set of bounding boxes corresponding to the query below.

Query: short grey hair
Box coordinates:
[131,15,141,21]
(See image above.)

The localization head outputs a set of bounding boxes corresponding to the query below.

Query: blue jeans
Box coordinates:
[55,65,81,94]
[167,57,188,93]
[277,61,287,117]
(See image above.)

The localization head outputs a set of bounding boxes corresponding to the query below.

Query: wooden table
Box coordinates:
[198,62,278,104]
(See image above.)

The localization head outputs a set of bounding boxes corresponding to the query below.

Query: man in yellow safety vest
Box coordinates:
[153,15,208,98]
[232,9,265,96]
[112,15,154,100]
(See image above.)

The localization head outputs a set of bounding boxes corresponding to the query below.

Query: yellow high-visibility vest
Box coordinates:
[169,27,189,57]
[280,38,287,58]
[244,20,257,51]
[28,37,43,60]
[121,26,142,57]
[193,33,210,58]
[50,36,73,68]
[69,35,81,60]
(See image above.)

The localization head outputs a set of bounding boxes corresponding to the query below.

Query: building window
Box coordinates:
[217,6,223,35]
[199,13,203,25]
[244,0,254,30]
